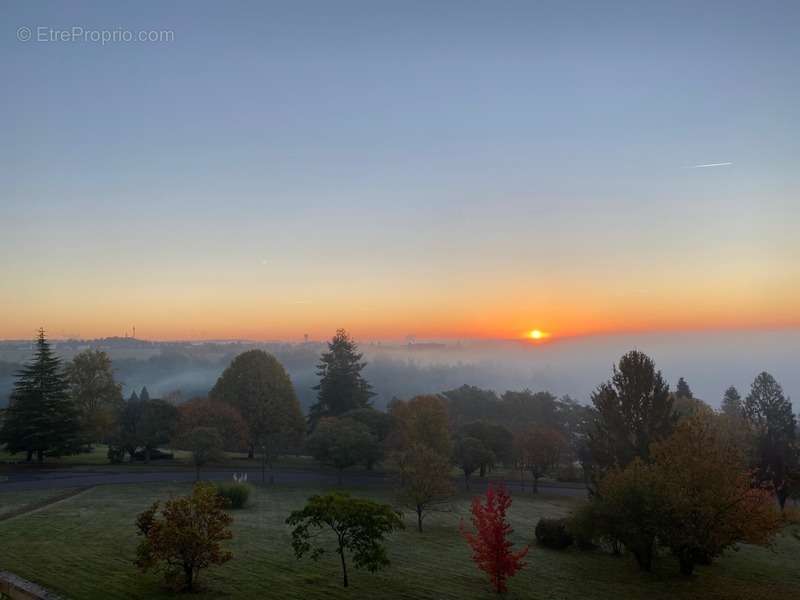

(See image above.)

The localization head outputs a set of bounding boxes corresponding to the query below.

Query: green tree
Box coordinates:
[453,436,494,490]
[675,377,693,399]
[309,329,374,427]
[744,372,797,509]
[65,349,123,445]
[110,398,178,463]
[721,386,743,418]
[135,482,233,591]
[286,492,404,587]
[441,385,499,428]
[342,407,394,469]
[210,350,305,480]
[177,427,225,481]
[587,350,675,482]
[306,417,378,484]
[139,399,179,463]
[397,443,454,532]
[0,329,81,462]
[595,459,662,571]
[459,421,513,476]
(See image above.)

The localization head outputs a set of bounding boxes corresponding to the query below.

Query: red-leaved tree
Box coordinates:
[461,484,529,594]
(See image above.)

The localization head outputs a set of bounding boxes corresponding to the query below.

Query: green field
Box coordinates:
[1,482,798,599]
[0,488,80,519]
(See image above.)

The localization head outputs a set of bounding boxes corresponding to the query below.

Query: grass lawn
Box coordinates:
[0,487,80,519]
[0,483,798,599]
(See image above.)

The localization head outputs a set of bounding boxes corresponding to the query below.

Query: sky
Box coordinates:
[1,1,799,342]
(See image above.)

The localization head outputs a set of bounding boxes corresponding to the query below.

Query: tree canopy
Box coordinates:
[587,350,675,481]
[397,442,454,532]
[210,350,305,462]
[721,386,743,418]
[0,329,81,462]
[286,492,404,587]
[744,372,797,508]
[135,482,233,591]
[306,417,378,484]
[461,485,528,594]
[65,349,123,444]
[309,329,374,426]
[175,397,249,453]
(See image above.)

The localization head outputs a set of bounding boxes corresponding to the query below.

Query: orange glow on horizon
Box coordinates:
[526,329,551,341]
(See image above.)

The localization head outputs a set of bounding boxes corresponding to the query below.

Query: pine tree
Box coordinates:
[676,377,693,399]
[139,386,151,402]
[0,329,81,462]
[587,350,675,483]
[309,329,374,427]
[744,372,797,509]
[721,386,742,417]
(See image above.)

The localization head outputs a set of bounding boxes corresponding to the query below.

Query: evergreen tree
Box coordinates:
[309,329,374,427]
[0,329,80,462]
[129,390,140,402]
[587,350,675,484]
[721,386,742,417]
[744,372,797,509]
[675,377,693,400]
[139,386,151,402]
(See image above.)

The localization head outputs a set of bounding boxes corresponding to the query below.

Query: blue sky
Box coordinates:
[1,1,798,340]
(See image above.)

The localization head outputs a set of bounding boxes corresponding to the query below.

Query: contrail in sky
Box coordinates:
[688,162,733,168]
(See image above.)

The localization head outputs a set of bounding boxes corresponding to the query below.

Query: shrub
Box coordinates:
[567,504,598,550]
[107,445,125,464]
[216,482,251,509]
[535,517,573,550]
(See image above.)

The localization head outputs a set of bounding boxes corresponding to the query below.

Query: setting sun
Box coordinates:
[528,329,549,340]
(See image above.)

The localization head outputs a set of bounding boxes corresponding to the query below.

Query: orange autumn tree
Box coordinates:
[650,413,783,575]
[135,482,233,591]
[461,485,528,594]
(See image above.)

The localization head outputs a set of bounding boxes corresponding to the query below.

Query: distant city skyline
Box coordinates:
[2,1,798,341]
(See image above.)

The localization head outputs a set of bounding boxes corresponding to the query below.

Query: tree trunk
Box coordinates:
[479,463,486,478]
[464,471,470,490]
[532,474,539,494]
[144,447,151,464]
[248,445,254,459]
[337,468,343,486]
[417,505,423,532]
[37,450,44,463]
[338,546,349,587]
[519,468,525,492]
[195,463,200,482]
[26,450,33,462]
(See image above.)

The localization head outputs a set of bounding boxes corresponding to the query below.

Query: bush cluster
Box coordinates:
[534,517,573,550]
[215,482,251,509]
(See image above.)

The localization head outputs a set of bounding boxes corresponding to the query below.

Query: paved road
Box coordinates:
[0,467,588,498]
